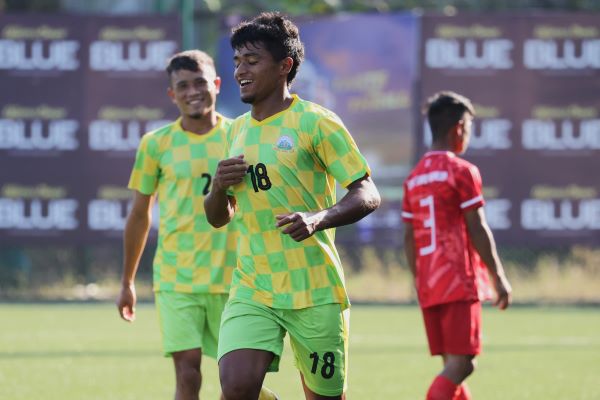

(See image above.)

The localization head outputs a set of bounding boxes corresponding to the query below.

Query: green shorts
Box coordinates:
[155,291,229,358]
[218,299,350,397]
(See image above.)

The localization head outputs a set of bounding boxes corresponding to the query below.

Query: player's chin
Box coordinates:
[240,93,255,104]
[187,112,204,119]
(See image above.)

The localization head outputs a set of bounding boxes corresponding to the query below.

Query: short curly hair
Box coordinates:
[230,12,305,86]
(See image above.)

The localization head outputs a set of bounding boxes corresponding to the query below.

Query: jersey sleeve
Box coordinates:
[401,181,413,223]
[312,115,371,188]
[455,163,485,212]
[128,133,160,195]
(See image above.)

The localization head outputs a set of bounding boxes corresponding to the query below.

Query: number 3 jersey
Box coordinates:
[128,116,236,294]
[226,94,371,310]
[402,151,492,308]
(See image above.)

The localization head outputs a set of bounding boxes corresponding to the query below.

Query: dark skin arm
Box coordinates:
[116,191,155,321]
[204,155,247,228]
[275,174,381,241]
[464,206,512,310]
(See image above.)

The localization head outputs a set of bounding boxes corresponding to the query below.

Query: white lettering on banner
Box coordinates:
[521,199,600,230]
[484,199,511,230]
[424,120,512,150]
[522,119,600,150]
[89,40,177,71]
[470,119,512,149]
[0,119,79,150]
[87,199,159,231]
[88,120,169,151]
[88,199,129,230]
[524,39,600,69]
[0,39,79,70]
[425,38,513,69]
[0,199,78,230]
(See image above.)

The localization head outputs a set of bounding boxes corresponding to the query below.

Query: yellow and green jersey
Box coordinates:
[227,95,371,310]
[128,115,236,294]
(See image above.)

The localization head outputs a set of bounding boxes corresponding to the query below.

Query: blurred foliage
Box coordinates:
[1,244,599,304]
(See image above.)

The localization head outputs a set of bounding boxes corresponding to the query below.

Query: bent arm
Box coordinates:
[204,189,236,228]
[204,156,247,228]
[464,207,512,309]
[318,174,381,230]
[276,174,381,242]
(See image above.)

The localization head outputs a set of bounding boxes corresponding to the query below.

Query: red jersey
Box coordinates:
[402,151,493,308]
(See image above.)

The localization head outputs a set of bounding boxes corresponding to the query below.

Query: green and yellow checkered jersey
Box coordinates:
[227,95,371,310]
[128,115,236,294]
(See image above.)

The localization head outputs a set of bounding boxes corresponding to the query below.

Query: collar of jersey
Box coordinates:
[249,94,299,126]
[174,114,223,141]
[425,150,455,158]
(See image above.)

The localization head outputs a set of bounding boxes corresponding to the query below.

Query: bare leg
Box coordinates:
[441,354,476,384]
[219,349,274,400]
[172,349,202,400]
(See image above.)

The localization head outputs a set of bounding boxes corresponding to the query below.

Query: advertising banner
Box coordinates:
[0,15,179,243]
[419,13,600,246]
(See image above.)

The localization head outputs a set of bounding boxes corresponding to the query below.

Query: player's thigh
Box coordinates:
[155,291,207,356]
[287,304,349,397]
[441,300,482,355]
[217,299,286,372]
[422,305,444,356]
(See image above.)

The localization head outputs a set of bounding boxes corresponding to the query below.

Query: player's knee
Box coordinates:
[466,358,477,376]
[219,369,261,400]
[446,355,475,381]
[173,351,201,385]
[463,357,476,378]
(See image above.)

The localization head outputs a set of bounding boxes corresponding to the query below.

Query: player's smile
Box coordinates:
[186,96,206,110]
[168,68,220,119]
[239,79,254,89]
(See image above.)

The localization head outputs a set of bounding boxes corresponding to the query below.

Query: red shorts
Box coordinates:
[421,300,482,356]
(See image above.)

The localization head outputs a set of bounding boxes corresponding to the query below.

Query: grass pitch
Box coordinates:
[0,303,598,399]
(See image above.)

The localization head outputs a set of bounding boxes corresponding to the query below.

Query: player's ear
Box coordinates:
[280,57,293,75]
[214,76,222,94]
[167,86,176,104]
[448,122,462,150]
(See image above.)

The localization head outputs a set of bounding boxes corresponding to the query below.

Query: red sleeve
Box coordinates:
[401,181,413,222]
[455,163,485,212]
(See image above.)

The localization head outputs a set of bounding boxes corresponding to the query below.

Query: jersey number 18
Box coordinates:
[247,163,272,192]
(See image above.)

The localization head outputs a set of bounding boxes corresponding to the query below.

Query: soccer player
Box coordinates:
[204,12,381,400]
[402,91,513,400]
[116,50,278,400]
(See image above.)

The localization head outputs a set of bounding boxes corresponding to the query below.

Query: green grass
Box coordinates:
[0,304,598,399]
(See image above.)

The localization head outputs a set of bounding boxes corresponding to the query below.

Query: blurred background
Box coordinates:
[1,0,599,305]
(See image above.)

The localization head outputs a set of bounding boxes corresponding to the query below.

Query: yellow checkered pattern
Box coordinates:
[227,95,371,309]
[128,115,236,293]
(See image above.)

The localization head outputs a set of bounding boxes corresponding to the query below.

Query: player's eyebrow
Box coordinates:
[234,51,260,60]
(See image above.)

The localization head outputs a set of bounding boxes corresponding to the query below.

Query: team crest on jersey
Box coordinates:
[274,135,295,152]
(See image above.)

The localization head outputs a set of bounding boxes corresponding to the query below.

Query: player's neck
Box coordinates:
[251,87,293,122]
[180,111,218,135]
[430,142,453,153]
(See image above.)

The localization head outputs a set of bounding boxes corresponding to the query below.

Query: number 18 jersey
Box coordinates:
[226,95,371,310]
[402,151,492,308]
